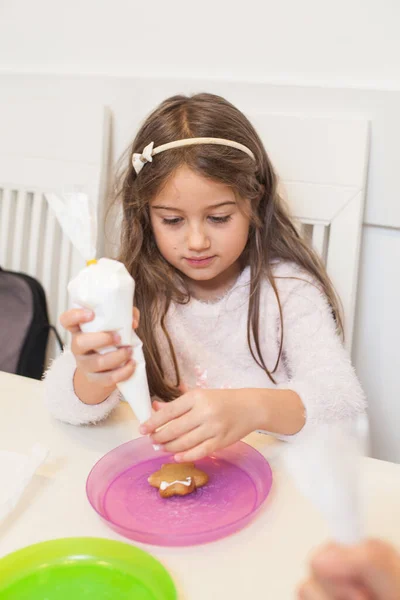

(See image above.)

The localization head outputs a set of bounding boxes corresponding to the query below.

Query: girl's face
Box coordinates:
[149,165,251,298]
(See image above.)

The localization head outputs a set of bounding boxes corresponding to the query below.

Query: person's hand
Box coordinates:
[140,388,260,461]
[298,540,400,600]
[60,306,139,391]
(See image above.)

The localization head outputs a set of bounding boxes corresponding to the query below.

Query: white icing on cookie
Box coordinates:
[160,476,192,491]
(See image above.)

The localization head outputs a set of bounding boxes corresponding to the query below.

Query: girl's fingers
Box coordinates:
[86,360,136,387]
[297,579,331,600]
[132,307,140,330]
[161,425,212,455]
[151,411,201,445]
[311,540,400,586]
[141,394,194,434]
[152,401,164,412]
[72,331,122,356]
[178,382,190,394]
[60,308,94,333]
[174,437,216,463]
[298,579,369,600]
[78,346,133,373]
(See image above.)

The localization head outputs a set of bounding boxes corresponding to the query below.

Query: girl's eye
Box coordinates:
[208,215,232,224]
[161,215,232,226]
[162,217,183,226]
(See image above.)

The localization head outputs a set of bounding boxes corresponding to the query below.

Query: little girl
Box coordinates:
[45,93,366,462]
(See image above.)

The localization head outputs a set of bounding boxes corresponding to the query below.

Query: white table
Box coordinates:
[1,371,400,599]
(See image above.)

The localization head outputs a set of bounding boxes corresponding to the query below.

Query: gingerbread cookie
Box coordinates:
[148,462,209,498]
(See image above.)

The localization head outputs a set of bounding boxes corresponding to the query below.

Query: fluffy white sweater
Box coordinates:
[44,262,366,436]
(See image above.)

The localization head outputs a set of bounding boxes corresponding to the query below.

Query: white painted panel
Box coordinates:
[0,101,108,165]
[0,188,12,267]
[57,233,72,340]
[327,191,364,348]
[41,207,57,317]
[282,182,360,223]
[11,189,28,271]
[311,224,328,262]
[0,157,104,209]
[27,192,45,278]
[353,226,400,463]
[251,114,369,188]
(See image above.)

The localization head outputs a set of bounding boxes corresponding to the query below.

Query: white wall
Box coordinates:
[354,226,400,462]
[1,1,400,462]
[1,0,400,89]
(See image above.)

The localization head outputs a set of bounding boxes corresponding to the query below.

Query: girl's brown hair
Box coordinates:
[115,93,342,401]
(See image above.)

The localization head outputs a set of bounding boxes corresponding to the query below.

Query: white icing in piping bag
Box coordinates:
[68,258,152,425]
[45,193,153,435]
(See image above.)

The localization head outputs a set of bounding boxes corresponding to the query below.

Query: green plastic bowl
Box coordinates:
[0,537,177,599]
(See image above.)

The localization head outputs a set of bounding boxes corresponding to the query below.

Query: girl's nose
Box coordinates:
[187,225,211,252]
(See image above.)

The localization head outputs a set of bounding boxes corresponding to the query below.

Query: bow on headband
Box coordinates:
[132,142,154,175]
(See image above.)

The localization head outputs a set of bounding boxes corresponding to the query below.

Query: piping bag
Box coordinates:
[283,420,367,545]
[45,192,152,426]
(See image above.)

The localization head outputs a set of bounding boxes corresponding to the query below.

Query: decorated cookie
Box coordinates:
[148,462,209,498]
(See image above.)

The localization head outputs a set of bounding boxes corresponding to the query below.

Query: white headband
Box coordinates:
[132,137,256,175]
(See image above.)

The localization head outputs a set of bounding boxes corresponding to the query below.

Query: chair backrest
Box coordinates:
[250,113,370,350]
[0,100,111,358]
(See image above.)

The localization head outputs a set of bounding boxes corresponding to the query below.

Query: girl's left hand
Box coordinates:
[140,388,260,462]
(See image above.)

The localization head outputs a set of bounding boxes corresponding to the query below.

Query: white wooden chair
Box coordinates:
[250,113,370,351]
[0,100,111,360]
[250,113,371,453]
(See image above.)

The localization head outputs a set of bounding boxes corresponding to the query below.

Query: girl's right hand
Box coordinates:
[60,307,139,392]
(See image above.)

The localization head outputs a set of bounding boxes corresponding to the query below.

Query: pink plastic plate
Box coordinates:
[86,437,273,546]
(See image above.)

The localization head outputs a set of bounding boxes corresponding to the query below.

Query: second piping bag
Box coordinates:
[45,191,152,425]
